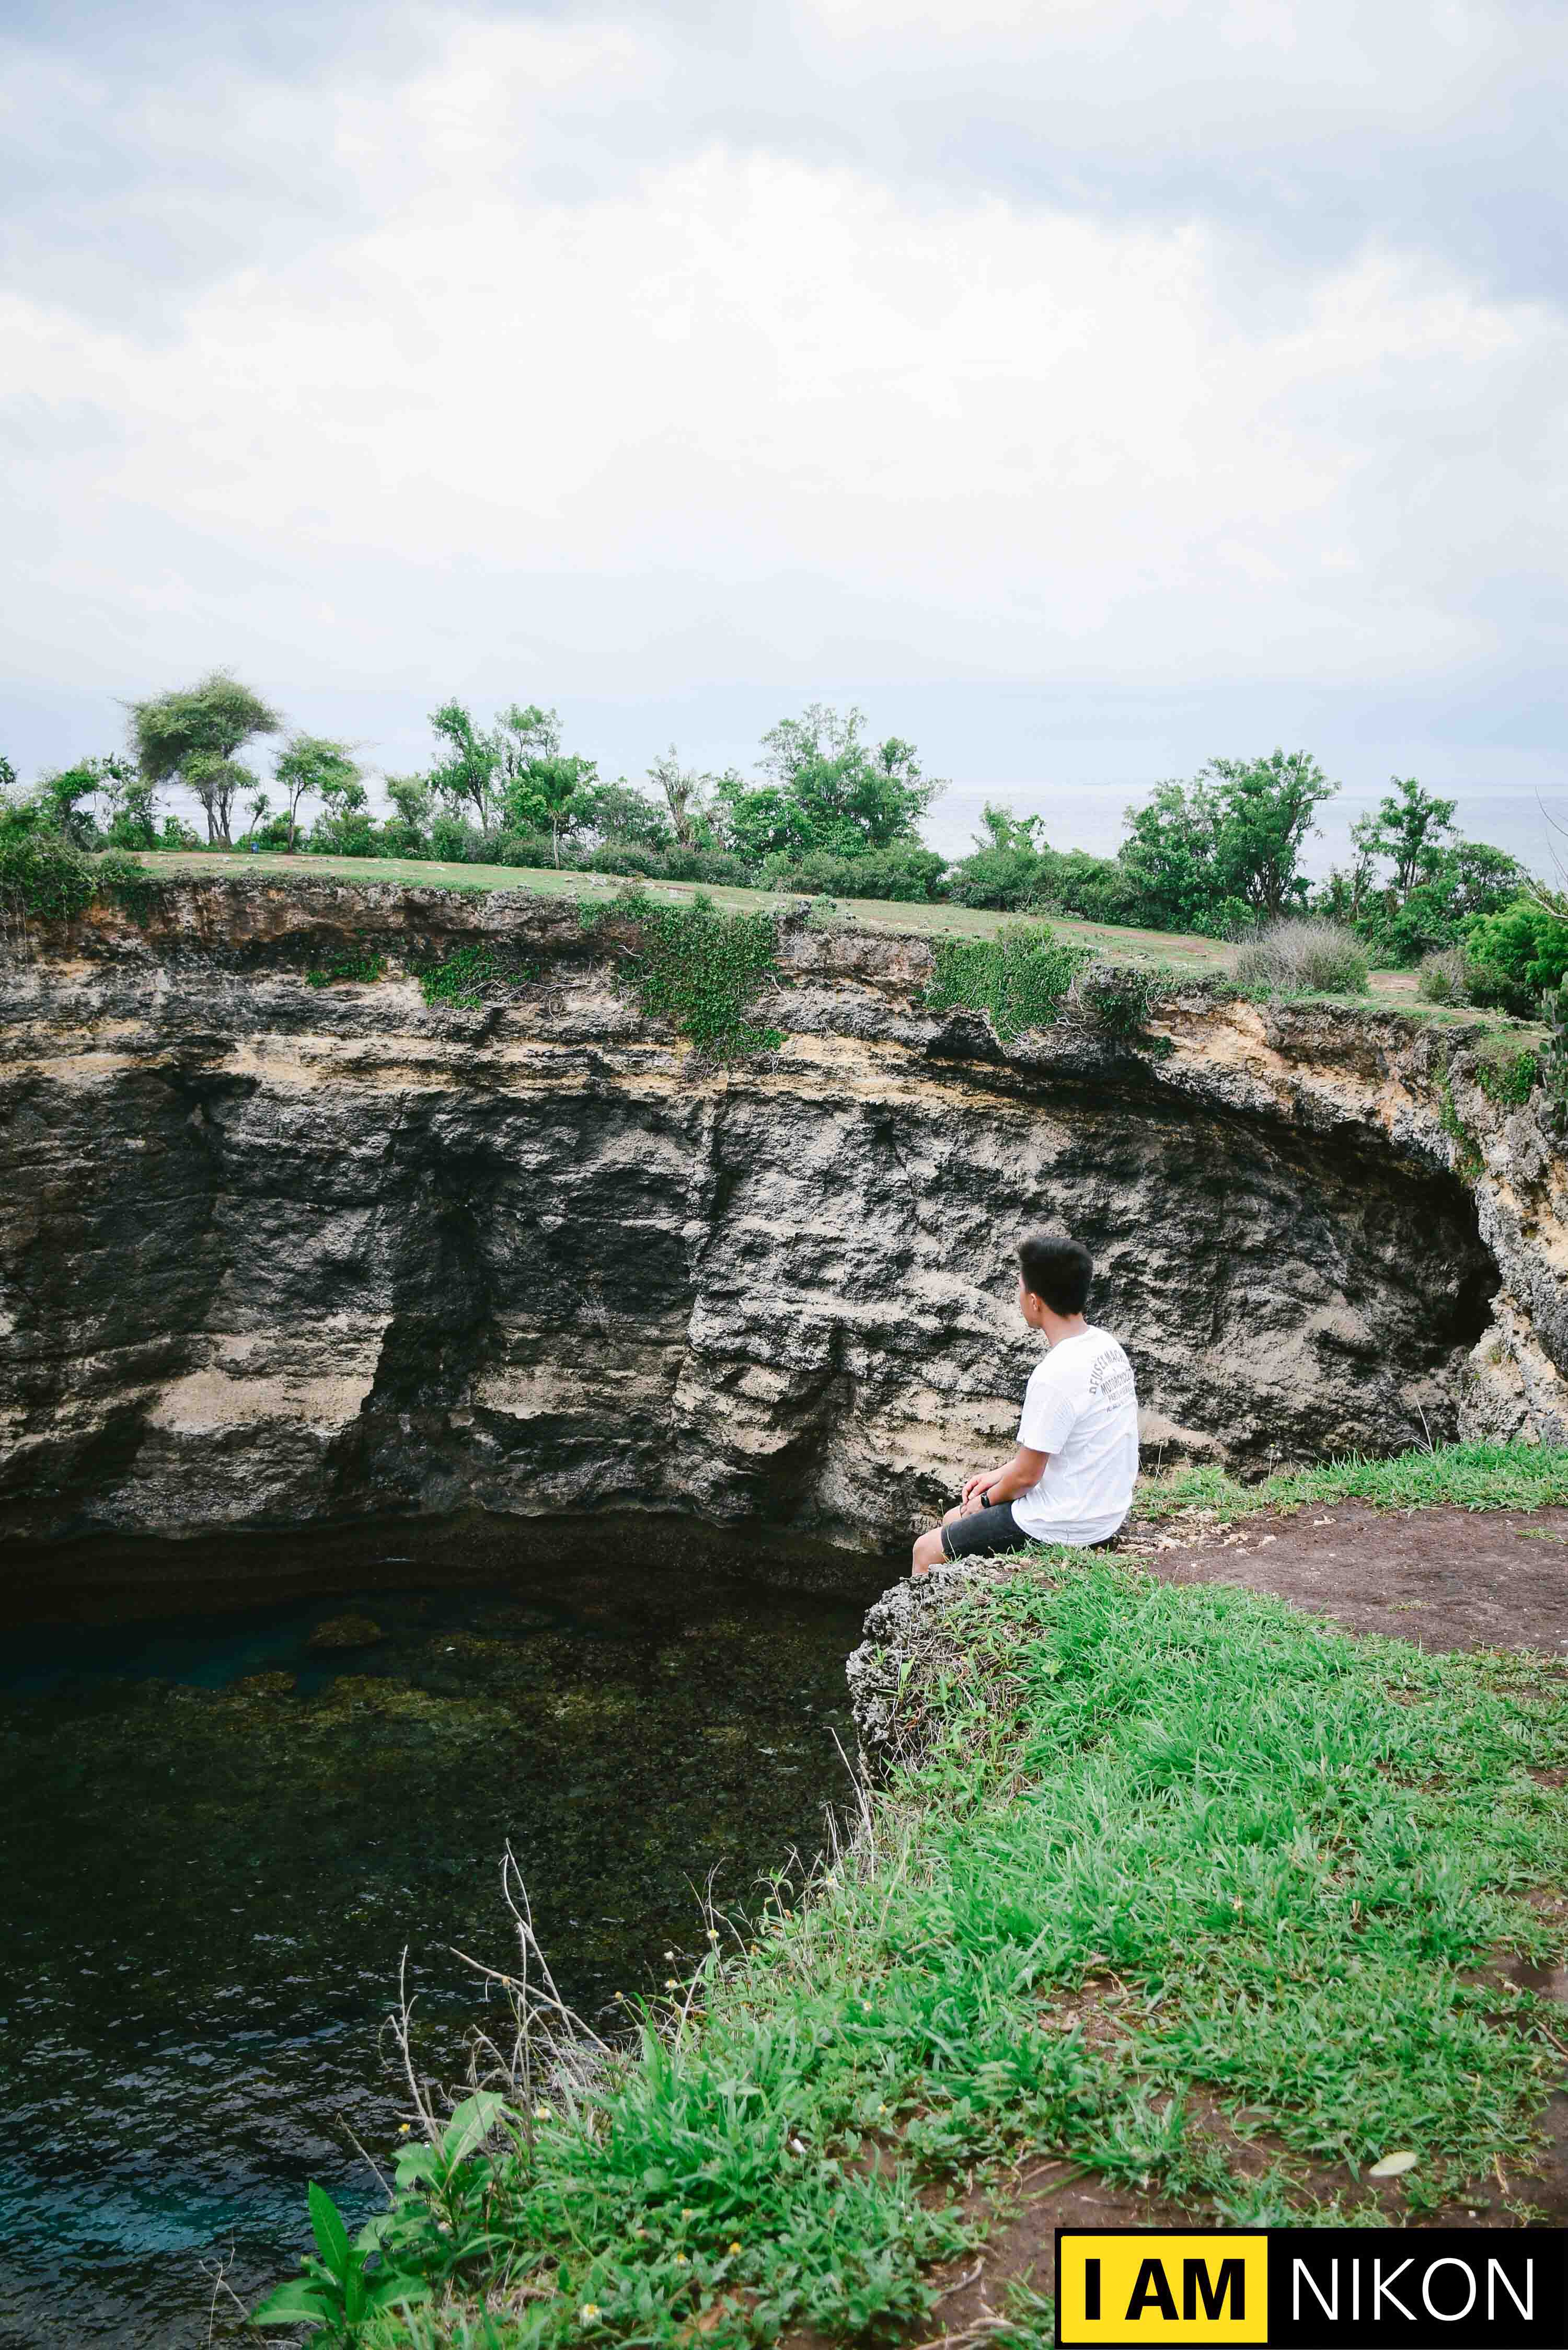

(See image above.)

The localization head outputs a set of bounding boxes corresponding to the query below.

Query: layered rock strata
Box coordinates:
[0,874,1559,1558]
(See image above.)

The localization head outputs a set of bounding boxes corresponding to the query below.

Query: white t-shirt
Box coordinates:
[1010,1327,1139,1545]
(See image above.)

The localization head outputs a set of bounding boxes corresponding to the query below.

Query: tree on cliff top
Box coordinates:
[1351,775,1458,902]
[274,735,362,854]
[648,747,720,848]
[127,672,284,847]
[1120,749,1339,931]
[495,702,598,865]
[717,704,941,866]
[428,700,503,834]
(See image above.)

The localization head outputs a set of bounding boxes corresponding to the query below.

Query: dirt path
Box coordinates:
[1124,1499,1568,1656]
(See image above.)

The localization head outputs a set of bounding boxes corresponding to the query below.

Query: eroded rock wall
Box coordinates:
[0,875,1558,1555]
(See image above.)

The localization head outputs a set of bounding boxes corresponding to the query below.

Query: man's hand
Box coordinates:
[960,1470,993,1508]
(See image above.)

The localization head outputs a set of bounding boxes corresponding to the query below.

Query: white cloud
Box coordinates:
[3,0,1568,831]
[6,88,1564,689]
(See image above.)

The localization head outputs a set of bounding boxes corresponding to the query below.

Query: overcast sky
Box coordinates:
[5,0,1567,864]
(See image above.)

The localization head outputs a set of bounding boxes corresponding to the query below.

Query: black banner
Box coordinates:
[1054,2226,1565,2347]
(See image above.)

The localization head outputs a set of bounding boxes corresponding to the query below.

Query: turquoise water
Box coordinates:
[0,1530,882,2347]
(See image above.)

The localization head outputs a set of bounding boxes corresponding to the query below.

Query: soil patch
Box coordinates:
[903,2092,1568,2348]
[1123,1501,1568,1656]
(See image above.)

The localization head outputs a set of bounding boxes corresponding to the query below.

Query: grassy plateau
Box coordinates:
[122,848,1425,993]
[257,1441,1568,2349]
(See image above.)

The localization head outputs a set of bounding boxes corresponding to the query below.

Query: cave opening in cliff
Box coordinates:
[0,1518,883,2349]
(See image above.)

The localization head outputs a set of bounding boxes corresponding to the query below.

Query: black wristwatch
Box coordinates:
[979,1488,994,1508]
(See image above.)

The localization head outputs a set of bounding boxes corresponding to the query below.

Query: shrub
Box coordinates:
[95,849,166,924]
[492,830,565,868]
[588,839,661,879]
[374,818,433,861]
[1472,1044,1539,1107]
[1069,961,1160,1039]
[580,837,755,888]
[1417,947,1470,1004]
[240,812,299,854]
[429,813,490,864]
[305,947,387,988]
[415,943,509,1008]
[940,842,1045,910]
[925,923,1095,1042]
[653,844,751,887]
[0,823,97,921]
[758,844,949,903]
[1233,917,1369,997]
[1459,898,1568,1018]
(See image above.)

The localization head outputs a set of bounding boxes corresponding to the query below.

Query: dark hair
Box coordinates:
[1017,1234,1092,1316]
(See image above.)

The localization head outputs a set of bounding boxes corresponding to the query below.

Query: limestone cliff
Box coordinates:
[1,873,1560,1557]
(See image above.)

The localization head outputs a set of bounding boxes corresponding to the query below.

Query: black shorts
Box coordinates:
[940,1501,1032,1561]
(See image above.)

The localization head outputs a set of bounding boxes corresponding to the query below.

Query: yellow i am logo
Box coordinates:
[1057,2233,1269,2344]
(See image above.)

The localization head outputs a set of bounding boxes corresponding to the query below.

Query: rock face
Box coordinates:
[1,873,1561,1561]
[845,1560,1000,1765]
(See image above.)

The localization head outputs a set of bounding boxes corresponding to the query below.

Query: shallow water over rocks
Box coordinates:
[0,1520,884,2348]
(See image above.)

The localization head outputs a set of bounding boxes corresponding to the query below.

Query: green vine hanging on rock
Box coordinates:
[1436,1074,1485,1183]
[925,922,1094,1043]
[304,944,387,989]
[589,888,783,1058]
[1471,1043,1540,1108]
[413,942,536,1008]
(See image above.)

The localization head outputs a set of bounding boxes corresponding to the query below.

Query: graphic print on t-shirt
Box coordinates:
[1012,1328,1139,1547]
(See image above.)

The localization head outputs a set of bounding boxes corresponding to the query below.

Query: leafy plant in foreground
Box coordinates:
[252,2178,430,2341]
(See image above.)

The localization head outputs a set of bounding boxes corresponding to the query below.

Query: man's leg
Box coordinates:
[911,1504,964,1579]
[913,1501,1039,1579]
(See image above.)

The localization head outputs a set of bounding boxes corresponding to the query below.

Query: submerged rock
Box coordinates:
[306,1613,384,1651]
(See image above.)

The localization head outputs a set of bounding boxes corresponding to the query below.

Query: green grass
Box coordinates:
[1136,1438,1568,1524]
[271,1519,1568,2347]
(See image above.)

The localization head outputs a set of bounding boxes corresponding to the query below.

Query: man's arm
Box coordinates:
[961,1445,1048,1512]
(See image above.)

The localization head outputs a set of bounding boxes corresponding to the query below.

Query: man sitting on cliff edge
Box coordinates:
[912,1234,1139,1579]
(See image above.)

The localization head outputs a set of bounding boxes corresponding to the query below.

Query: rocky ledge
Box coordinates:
[0,872,1561,1561]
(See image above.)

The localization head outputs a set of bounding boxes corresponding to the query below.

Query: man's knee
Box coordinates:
[910,1525,946,1579]
[940,1503,963,1525]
